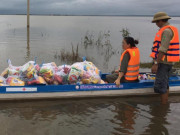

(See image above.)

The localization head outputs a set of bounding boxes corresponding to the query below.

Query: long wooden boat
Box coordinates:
[0,74,180,100]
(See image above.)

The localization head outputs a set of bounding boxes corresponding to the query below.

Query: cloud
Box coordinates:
[0,0,179,15]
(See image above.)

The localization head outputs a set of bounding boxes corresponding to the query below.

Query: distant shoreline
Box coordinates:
[0,14,180,17]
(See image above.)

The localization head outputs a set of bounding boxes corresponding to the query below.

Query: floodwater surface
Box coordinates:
[0,96,180,135]
[0,15,180,135]
[0,15,180,72]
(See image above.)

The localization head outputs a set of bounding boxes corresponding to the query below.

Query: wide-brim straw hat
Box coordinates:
[152,12,171,23]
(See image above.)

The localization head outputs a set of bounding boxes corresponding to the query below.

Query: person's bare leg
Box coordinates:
[166,89,169,102]
[161,89,169,104]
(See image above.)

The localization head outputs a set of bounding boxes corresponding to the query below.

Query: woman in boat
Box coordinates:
[106,37,140,86]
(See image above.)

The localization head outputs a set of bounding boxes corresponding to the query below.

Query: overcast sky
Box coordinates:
[0,0,179,16]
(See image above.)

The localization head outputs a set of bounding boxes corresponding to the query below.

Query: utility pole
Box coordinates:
[27,0,30,28]
[27,0,30,59]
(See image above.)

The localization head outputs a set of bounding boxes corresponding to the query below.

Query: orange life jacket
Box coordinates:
[120,47,140,81]
[150,25,180,62]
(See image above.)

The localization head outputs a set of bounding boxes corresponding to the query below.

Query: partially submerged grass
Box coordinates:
[54,44,83,64]
[140,62,153,68]
[54,28,130,64]
[54,30,115,65]
[120,28,131,38]
[140,62,180,68]
[174,62,180,68]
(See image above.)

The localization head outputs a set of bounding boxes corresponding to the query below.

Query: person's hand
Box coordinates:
[115,70,119,73]
[114,79,120,87]
[151,64,158,74]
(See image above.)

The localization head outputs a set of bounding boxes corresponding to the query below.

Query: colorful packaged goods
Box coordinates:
[20,61,38,79]
[0,83,7,86]
[39,62,56,78]
[21,61,35,73]
[56,65,71,84]
[6,76,25,86]
[43,76,53,84]
[53,74,63,85]
[0,76,7,86]
[138,74,156,80]
[68,67,82,84]
[81,61,101,84]
[6,59,21,76]
[27,75,46,85]
[1,68,8,77]
[58,65,71,74]
[0,59,105,86]
[0,76,5,83]
[68,61,101,84]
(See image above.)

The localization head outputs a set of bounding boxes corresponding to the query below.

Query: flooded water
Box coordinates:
[0,96,180,135]
[0,15,180,135]
[0,15,180,72]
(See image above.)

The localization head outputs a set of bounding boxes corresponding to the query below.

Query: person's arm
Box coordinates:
[158,28,173,62]
[151,52,164,73]
[157,52,165,63]
[119,53,129,73]
[114,72,124,86]
[115,52,130,86]
[158,28,173,54]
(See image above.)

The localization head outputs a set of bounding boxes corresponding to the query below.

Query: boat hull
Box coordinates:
[0,79,180,100]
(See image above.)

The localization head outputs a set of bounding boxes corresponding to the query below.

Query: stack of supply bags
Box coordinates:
[1,59,46,86]
[68,61,102,84]
[39,62,64,85]
[0,59,105,86]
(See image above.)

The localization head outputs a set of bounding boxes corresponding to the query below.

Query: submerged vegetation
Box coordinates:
[54,44,82,64]
[54,28,138,70]
[54,28,129,63]
[83,30,116,68]
[120,28,131,38]
[55,30,116,67]
[173,62,180,68]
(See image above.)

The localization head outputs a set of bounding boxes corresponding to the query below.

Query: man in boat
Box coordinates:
[150,12,180,104]
[106,37,140,86]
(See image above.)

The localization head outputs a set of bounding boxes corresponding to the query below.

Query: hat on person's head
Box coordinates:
[152,12,171,23]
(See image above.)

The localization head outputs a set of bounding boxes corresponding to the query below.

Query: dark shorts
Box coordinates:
[154,63,172,94]
[106,73,139,83]
[106,73,124,83]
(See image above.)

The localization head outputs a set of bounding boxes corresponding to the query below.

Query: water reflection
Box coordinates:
[0,99,113,135]
[109,97,171,135]
[0,97,178,135]
[143,103,170,135]
[0,100,107,118]
[111,102,137,135]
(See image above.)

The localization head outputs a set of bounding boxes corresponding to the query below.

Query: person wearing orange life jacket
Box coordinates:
[150,12,180,104]
[106,37,140,86]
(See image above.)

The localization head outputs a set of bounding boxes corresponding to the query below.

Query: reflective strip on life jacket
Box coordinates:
[127,64,140,67]
[126,69,139,73]
[124,75,139,78]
